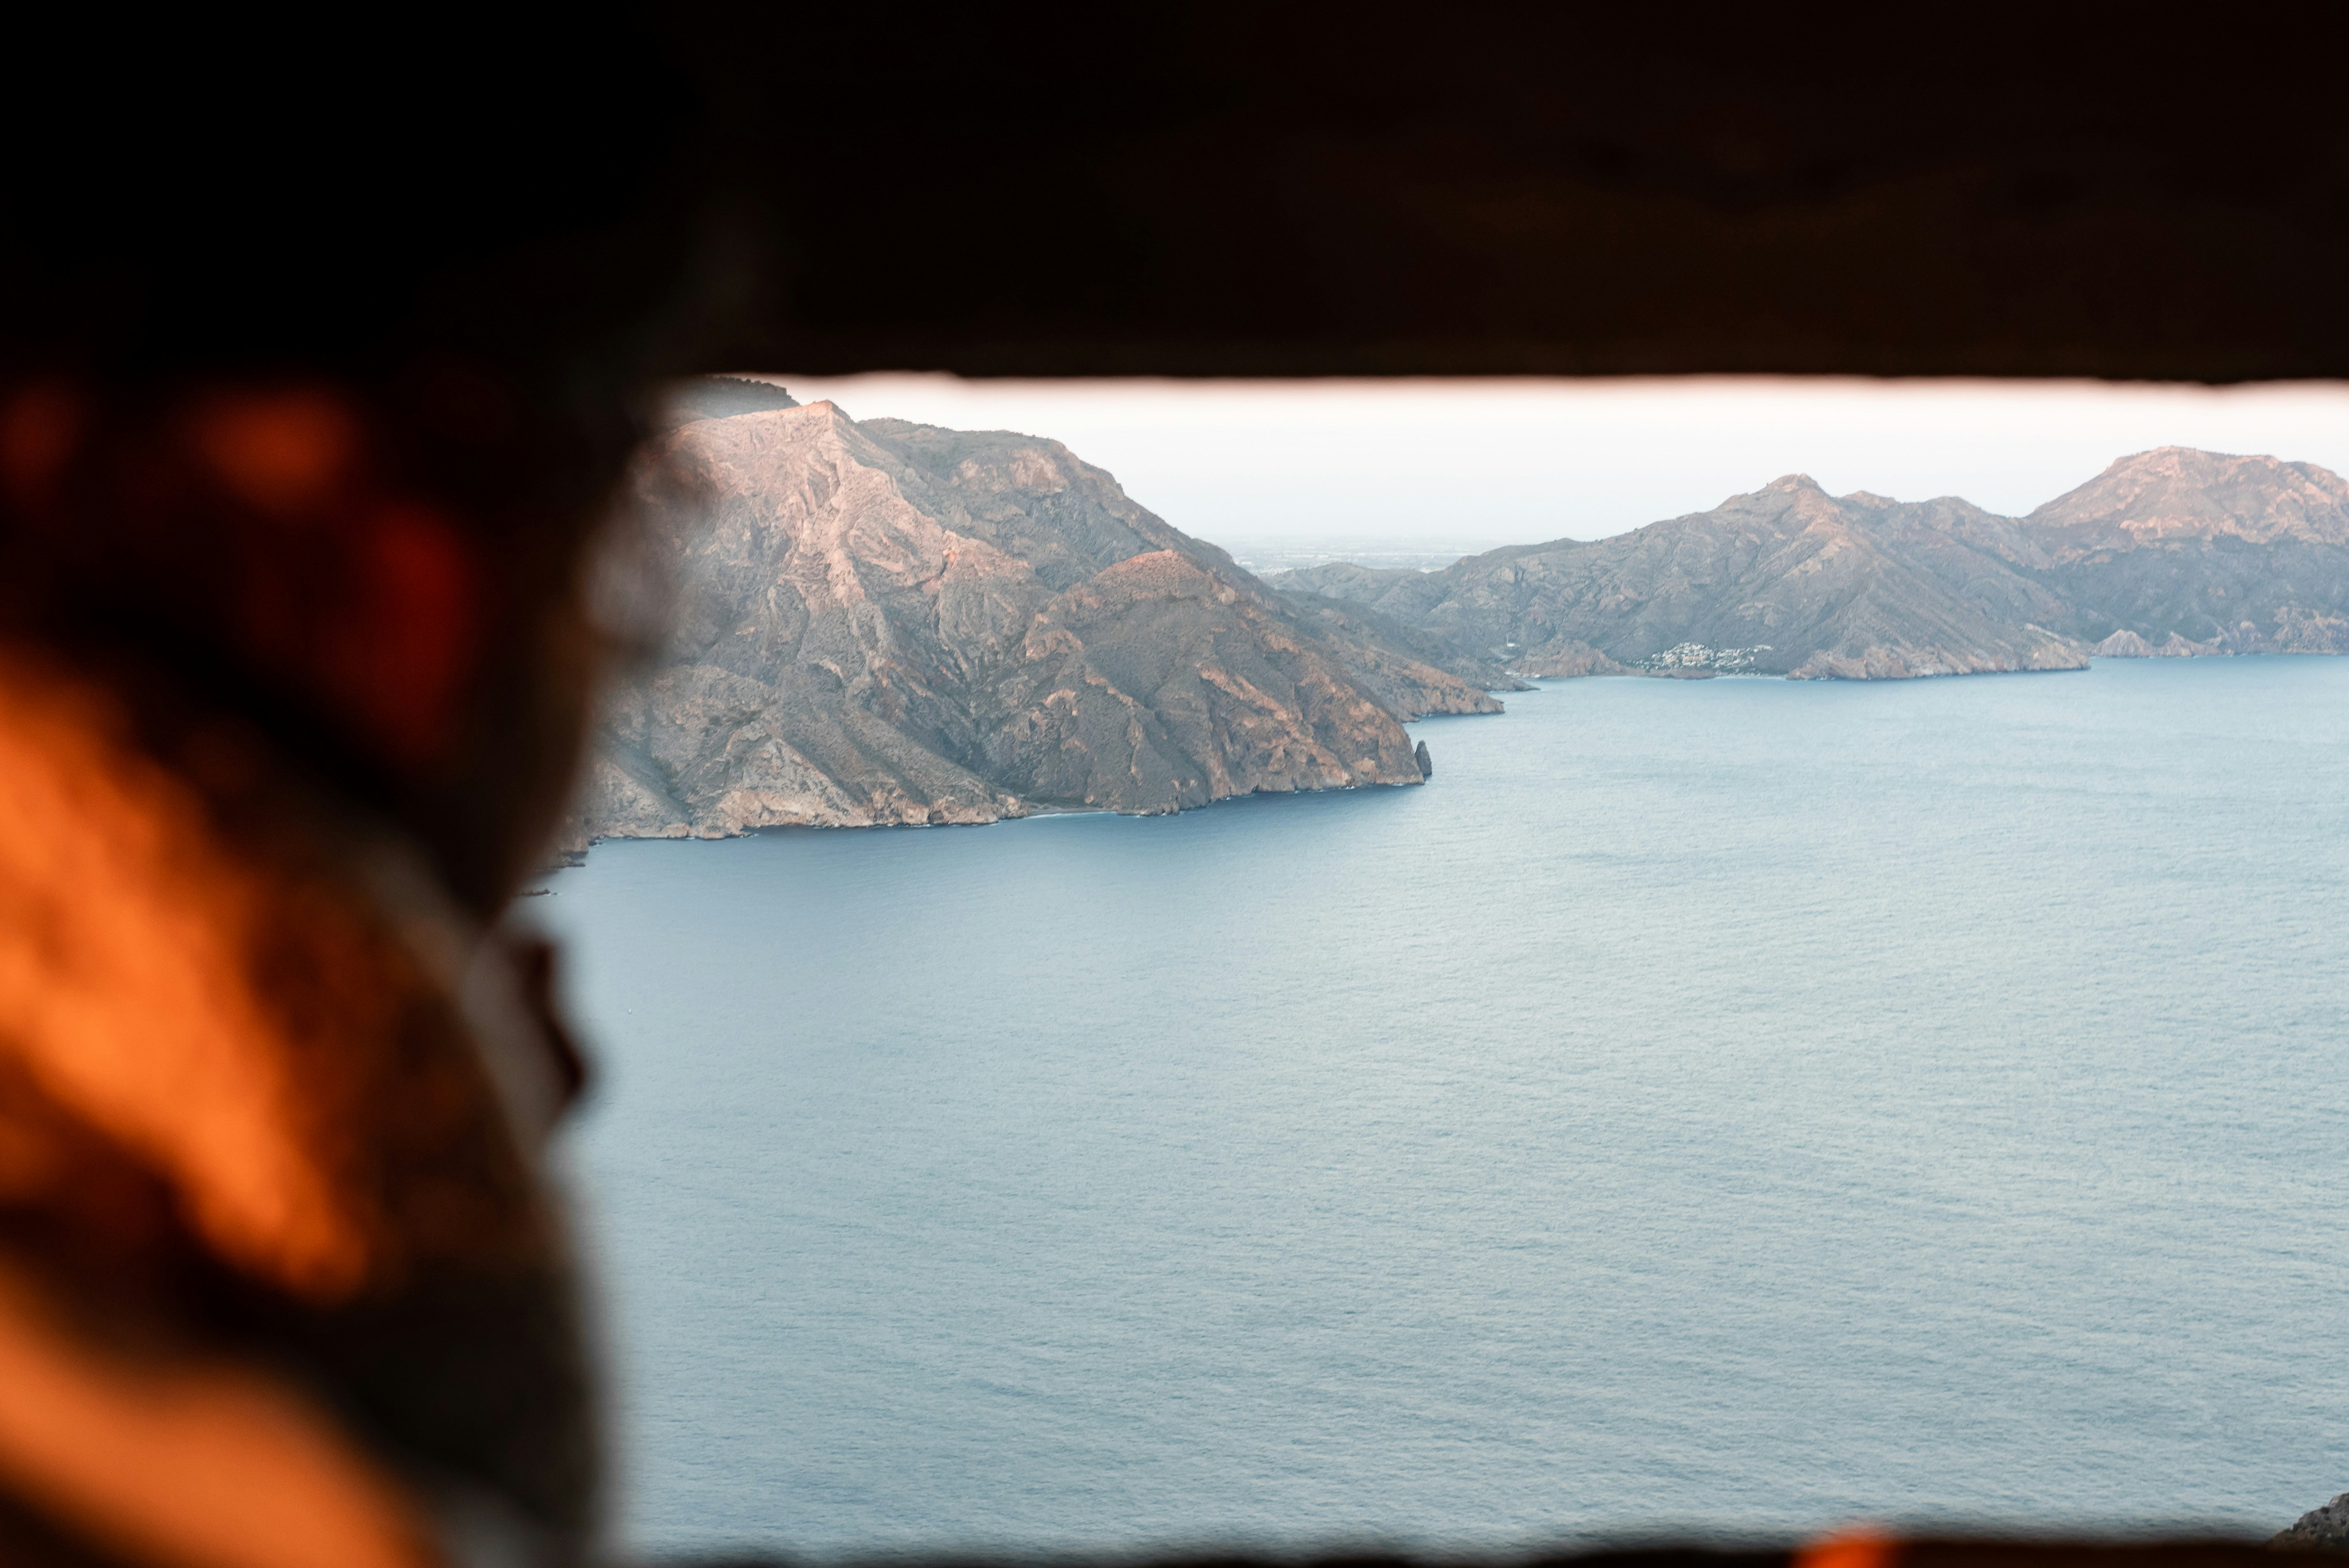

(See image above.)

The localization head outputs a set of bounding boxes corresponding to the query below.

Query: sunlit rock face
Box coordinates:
[2091,629,2221,658]
[2023,448,2349,654]
[2030,446,2349,547]
[567,395,1497,842]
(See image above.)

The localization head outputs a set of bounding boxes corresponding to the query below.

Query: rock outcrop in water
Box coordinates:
[2274,1492,2349,1550]
[1277,448,2349,680]
[569,390,1497,843]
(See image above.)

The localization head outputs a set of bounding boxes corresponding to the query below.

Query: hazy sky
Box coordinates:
[761,375,2349,549]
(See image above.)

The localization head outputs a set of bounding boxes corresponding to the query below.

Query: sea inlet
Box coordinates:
[531,656,2349,1557]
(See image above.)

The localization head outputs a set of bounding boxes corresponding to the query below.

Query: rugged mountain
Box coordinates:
[570,396,1497,842]
[2030,446,2349,547]
[1281,475,2088,679]
[1282,447,2349,678]
[2014,448,2349,653]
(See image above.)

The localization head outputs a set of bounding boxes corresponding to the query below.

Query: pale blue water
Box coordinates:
[535,658,2349,1557]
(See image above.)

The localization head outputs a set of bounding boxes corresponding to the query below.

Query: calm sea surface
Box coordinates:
[533,658,2349,1556]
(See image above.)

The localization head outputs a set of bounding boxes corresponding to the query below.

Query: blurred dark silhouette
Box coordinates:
[3,8,2347,1566]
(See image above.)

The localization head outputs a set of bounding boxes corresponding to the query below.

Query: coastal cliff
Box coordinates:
[568,392,1497,844]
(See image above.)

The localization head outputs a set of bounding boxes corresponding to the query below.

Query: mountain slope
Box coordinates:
[1284,448,2349,677]
[1283,476,2087,678]
[2028,446,2349,547]
[2013,448,2349,653]
[573,399,1497,840]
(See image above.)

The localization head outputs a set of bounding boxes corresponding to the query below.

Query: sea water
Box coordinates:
[530,658,2349,1556]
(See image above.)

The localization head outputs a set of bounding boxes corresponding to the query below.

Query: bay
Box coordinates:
[533,657,2349,1556]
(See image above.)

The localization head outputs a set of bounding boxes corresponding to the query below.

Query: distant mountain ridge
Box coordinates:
[1279,476,2084,679]
[1278,446,2349,677]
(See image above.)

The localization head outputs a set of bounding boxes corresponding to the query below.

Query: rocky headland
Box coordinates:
[564,384,1498,847]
